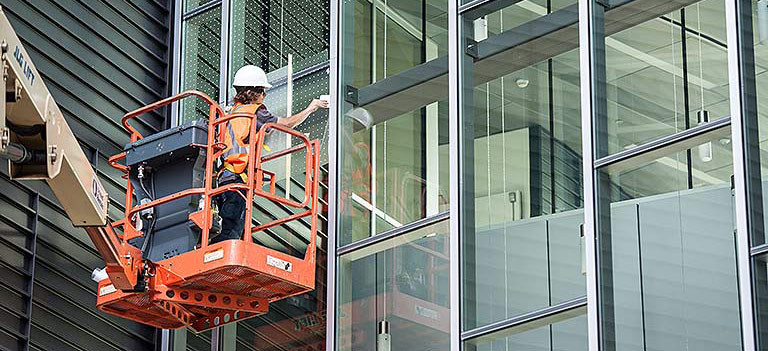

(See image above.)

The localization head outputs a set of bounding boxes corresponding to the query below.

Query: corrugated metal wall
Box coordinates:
[0,0,173,350]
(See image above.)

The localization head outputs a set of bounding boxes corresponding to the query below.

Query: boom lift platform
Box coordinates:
[0,8,320,332]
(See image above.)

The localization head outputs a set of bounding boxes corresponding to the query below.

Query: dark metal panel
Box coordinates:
[32,267,155,350]
[2,2,164,135]
[7,0,167,97]
[127,2,171,31]
[83,0,169,48]
[49,0,167,67]
[0,0,173,349]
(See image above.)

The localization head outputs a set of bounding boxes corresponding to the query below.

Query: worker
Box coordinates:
[213,65,328,244]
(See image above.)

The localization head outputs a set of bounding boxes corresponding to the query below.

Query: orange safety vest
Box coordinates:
[221,103,270,176]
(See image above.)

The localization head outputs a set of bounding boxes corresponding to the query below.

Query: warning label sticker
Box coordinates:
[267,255,292,272]
[99,284,116,296]
[204,249,224,263]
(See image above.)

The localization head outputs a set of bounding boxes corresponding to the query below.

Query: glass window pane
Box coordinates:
[339,0,450,245]
[185,0,212,12]
[187,329,213,350]
[601,0,730,157]
[180,7,222,123]
[460,0,576,19]
[749,0,768,345]
[753,253,768,348]
[463,313,588,351]
[753,0,768,246]
[337,219,450,350]
[235,252,327,350]
[461,4,584,330]
[230,0,329,85]
[595,141,741,350]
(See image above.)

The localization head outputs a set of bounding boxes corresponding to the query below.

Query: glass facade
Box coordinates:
[333,0,768,349]
[181,5,222,121]
[338,0,450,245]
[337,219,450,350]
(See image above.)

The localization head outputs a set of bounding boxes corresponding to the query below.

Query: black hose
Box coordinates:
[0,143,46,164]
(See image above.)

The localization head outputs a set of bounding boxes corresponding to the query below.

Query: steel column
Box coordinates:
[170,0,183,127]
[325,0,340,348]
[449,0,460,349]
[726,0,762,347]
[578,0,605,348]
[218,0,231,105]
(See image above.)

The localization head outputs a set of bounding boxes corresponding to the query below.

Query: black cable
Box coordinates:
[139,172,158,256]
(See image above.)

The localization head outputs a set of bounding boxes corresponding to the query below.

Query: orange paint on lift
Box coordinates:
[96,90,320,332]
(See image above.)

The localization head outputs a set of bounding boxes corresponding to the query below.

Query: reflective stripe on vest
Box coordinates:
[221,104,254,163]
[220,103,271,176]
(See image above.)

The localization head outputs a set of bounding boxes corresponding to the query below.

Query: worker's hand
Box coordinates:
[309,99,329,112]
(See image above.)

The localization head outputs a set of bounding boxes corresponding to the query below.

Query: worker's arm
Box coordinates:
[276,99,329,128]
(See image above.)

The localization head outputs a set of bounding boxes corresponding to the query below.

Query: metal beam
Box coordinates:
[353,0,701,126]
[459,0,527,19]
[594,116,731,173]
[336,211,449,258]
[461,296,587,343]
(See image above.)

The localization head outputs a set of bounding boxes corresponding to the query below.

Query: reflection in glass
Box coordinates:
[235,249,327,350]
[339,0,450,245]
[187,329,213,351]
[230,0,329,81]
[180,7,222,123]
[461,3,585,328]
[749,0,768,346]
[603,0,730,156]
[463,313,587,351]
[752,0,768,246]
[337,220,450,351]
[597,144,741,350]
[185,0,211,12]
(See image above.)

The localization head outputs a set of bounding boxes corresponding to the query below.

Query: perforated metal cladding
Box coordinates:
[181,6,222,122]
[185,0,211,12]
[230,0,330,76]
[294,70,330,164]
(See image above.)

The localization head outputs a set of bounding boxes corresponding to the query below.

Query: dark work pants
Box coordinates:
[213,174,246,243]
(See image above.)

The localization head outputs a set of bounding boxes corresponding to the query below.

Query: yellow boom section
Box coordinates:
[0,6,107,226]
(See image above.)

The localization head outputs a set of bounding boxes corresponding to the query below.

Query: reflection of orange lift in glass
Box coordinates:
[96,91,321,332]
[338,234,450,350]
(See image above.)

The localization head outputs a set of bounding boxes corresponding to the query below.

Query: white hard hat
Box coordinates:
[232,65,272,89]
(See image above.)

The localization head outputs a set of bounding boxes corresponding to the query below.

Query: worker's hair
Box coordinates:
[233,86,266,104]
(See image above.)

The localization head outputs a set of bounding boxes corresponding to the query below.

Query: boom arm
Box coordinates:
[0,7,142,290]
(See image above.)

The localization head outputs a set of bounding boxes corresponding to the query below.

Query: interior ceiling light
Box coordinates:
[515,78,530,88]
[698,110,713,163]
[694,8,712,163]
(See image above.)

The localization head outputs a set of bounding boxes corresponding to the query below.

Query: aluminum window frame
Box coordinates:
[727,0,766,348]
